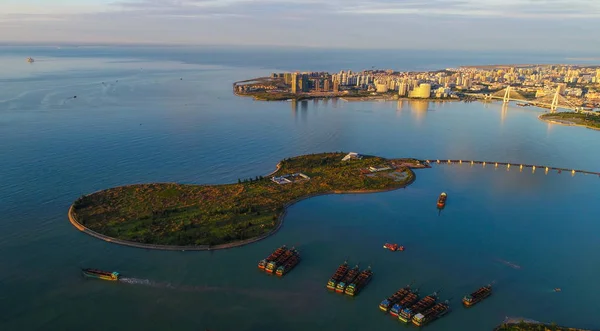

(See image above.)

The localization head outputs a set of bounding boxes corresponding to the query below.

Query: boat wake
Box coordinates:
[496,259,522,270]
[119,277,174,289]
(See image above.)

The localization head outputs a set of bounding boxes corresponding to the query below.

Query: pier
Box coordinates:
[425,159,600,177]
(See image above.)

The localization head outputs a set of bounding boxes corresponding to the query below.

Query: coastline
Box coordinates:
[538,114,600,131]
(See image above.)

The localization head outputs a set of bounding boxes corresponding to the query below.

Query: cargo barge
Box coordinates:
[258,245,287,269]
[335,265,360,293]
[390,290,419,317]
[437,192,447,209]
[462,284,492,307]
[327,261,349,290]
[379,284,413,312]
[344,267,373,296]
[412,301,451,326]
[398,292,438,323]
[81,268,120,281]
[265,247,295,273]
[276,249,300,276]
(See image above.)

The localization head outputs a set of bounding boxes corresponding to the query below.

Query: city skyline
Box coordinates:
[1,0,600,52]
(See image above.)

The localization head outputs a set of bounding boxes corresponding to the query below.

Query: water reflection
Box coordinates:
[500,103,508,126]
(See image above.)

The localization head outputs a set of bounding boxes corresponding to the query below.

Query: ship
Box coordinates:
[335,265,360,293]
[437,192,447,209]
[412,301,451,326]
[462,284,492,307]
[327,261,349,290]
[390,290,419,316]
[265,247,295,273]
[81,268,120,281]
[398,292,438,323]
[26,57,35,63]
[275,249,300,276]
[383,243,404,251]
[344,267,373,296]
[258,245,287,269]
[379,284,413,312]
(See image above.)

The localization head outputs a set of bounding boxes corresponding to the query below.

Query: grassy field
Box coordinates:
[71,153,420,246]
[540,112,600,129]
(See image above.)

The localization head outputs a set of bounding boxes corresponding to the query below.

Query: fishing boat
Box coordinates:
[379,285,412,312]
[412,301,451,326]
[26,57,35,63]
[383,243,404,251]
[275,249,300,276]
[265,247,295,273]
[344,267,373,296]
[462,284,492,307]
[81,268,120,281]
[398,292,438,322]
[437,192,447,209]
[335,265,360,293]
[390,290,419,316]
[327,261,349,290]
[258,245,287,269]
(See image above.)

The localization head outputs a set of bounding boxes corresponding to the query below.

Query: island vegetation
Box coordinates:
[494,319,592,331]
[71,153,423,247]
[540,111,600,130]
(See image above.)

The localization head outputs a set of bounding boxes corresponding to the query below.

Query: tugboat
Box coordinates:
[265,247,294,273]
[383,243,405,251]
[398,292,438,323]
[81,268,120,281]
[437,192,447,209]
[390,290,419,317]
[335,265,360,293]
[412,301,451,326]
[275,249,300,276]
[379,284,413,312]
[258,245,287,269]
[344,267,373,296]
[327,261,349,290]
[462,284,492,307]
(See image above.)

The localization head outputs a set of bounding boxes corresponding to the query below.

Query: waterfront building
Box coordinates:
[376,83,388,93]
[291,73,299,94]
[398,83,408,96]
[313,79,321,92]
[284,73,293,85]
[324,79,331,92]
[333,81,339,93]
[300,74,309,92]
[409,83,431,98]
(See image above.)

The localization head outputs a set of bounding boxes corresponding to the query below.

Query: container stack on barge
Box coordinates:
[335,265,360,293]
[275,249,300,276]
[462,284,492,307]
[344,267,373,296]
[379,285,413,312]
[265,247,295,273]
[258,245,287,270]
[412,301,451,326]
[326,261,349,290]
[398,292,438,323]
[390,290,419,317]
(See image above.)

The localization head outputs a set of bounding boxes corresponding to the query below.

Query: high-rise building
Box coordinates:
[408,83,431,98]
[557,83,567,95]
[398,83,408,97]
[301,74,309,92]
[313,79,320,92]
[333,80,339,93]
[324,79,331,92]
[291,73,299,94]
[284,73,293,85]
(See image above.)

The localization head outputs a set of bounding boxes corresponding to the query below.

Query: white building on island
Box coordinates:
[342,152,363,161]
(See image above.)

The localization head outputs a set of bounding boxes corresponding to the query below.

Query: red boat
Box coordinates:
[437,192,447,209]
[383,243,405,251]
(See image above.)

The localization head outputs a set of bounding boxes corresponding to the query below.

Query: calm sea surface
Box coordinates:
[0,47,599,331]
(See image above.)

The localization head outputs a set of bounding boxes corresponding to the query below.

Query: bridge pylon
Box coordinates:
[503,86,511,104]
[551,89,560,112]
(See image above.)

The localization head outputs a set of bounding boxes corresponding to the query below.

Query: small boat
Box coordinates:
[335,265,360,293]
[383,243,404,251]
[327,261,349,290]
[265,247,295,273]
[399,292,438,323]
[390,290,419,316]
[462,284,492,307]
[81,268,119,281]
[26,57,35,63]
[258,245,287,269]
[412,301,451,326]
[275,249,300,276]
[554,288,561,292]
[379,284,412,312]
[344,267,373,296]
[437,192,447,209]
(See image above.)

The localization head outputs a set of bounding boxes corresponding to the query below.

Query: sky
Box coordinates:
[1,0,600,51]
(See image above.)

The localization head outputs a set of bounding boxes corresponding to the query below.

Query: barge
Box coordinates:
[437,192,447,209]
[462,284,492,307]
[344,267,373,296]
[379,284,412,312]
[327,261,349,290]
[81,268,120,281]
[258,245,287,269]
[335,265,360,293]
[398,292,438,323]
[275,249,300,276]
[390,290,419,317]
[412,301,451,326]
[265,247,295,273]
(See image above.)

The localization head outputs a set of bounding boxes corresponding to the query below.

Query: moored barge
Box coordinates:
[390,290,419,317]
[81,268,120,281]
[462,284,492,307]
[258,245,287,269]
[344,267,373,296]
[379,284,412,312]
[335,265,360,293]
[265,247,295,273]
[437,192,447,209]
[276,249,300,276]
[327,261,349,290]
[398,292,438,323]
[412,301,451,326]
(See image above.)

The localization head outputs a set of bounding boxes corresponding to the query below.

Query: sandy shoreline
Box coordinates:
[538,114,600,131]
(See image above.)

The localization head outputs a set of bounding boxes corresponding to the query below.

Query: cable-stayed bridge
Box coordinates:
[468,86,581,112]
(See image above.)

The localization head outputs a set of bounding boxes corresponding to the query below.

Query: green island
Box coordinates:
[494,318,593,331]
[70,152,425,248]
[540,112,600,130]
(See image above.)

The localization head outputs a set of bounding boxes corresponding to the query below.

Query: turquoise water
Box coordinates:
[1,47,599,331]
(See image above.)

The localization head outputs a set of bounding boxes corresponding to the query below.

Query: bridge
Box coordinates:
[424,159,600,177]
[467,86,580,112]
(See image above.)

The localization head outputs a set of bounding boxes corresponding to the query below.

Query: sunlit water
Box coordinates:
[0,47,599,331]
